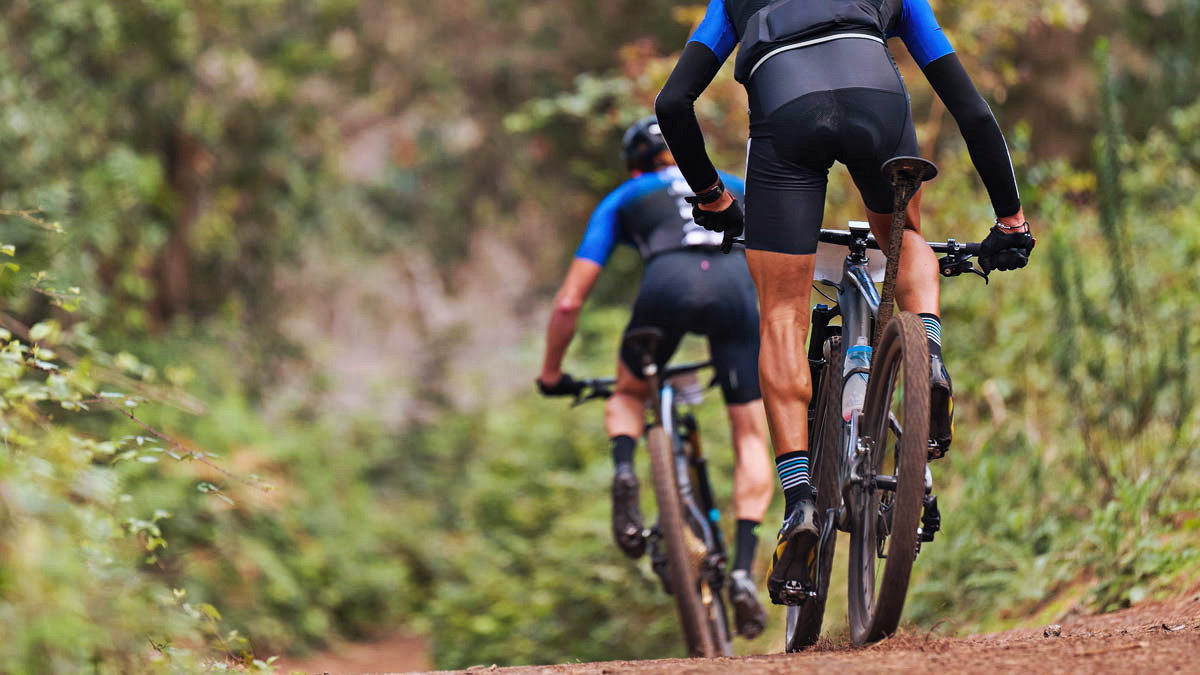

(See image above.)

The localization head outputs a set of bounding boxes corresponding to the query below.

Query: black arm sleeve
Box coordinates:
[655,42,724,193]
[923,53,1021,218]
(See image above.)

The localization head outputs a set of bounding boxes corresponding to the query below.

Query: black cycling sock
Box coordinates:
[919,313,943,360]
[611,435,636,468]
[776,451,812,518]
[733,519,760,574]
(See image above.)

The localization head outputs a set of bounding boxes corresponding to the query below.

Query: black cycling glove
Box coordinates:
[979,224,1035,273]
[688,197,745,239]
[537,373,584,398]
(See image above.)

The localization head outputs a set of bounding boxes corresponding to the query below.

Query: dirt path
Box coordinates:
[276,634,430,674]
[429,588,1200,675]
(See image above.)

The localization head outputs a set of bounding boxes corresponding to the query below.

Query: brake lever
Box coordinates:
[721,234,747,254]
[938,255,990,284]
[571,386,611,407]
[721,230,736,254]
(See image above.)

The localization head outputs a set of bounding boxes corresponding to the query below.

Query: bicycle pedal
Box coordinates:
[780,580,814,607]
[918,495,941,544]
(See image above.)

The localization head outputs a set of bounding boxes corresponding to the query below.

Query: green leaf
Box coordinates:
[197,603,223,622]
[29,322,52,342]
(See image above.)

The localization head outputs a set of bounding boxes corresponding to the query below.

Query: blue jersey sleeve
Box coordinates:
[574,189,624,266]
[687,0,737,62]
[892,0,955,69]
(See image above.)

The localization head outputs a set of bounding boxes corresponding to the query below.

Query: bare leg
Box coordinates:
[866,189,940,316]
[726,400,773,522]
[745,250,818,458]
[604,361,649,439]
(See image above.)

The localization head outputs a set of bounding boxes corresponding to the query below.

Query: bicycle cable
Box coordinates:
[813,284,836,304]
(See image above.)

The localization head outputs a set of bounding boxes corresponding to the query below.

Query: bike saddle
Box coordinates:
[882,156,939,188]
[623,327,664,374]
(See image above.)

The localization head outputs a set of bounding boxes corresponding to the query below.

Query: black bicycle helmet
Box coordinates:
[620,116,669,173]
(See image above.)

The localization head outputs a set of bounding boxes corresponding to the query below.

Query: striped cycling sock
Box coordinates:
[775,451,812,518]
[920,313,943,360]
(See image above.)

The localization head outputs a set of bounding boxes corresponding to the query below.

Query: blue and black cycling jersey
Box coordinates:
[575,165,762,404]
[690,0,954,76]
[575,165,746,266]
[656,0,1021,219]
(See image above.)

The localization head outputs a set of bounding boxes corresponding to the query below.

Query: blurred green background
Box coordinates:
[1,1,1198,671]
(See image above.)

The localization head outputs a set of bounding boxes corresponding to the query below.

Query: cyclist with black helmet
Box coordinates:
[654,0,1036,605]
[537,116,773,639]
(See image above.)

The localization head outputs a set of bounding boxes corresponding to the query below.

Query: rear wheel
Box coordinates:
[847,313,930,644]
[785,335,843,652]
[647,426,717,657]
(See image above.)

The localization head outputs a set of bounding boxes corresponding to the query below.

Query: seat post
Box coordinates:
[875,156,938,346]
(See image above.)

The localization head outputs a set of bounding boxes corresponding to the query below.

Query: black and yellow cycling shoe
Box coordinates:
[765,498,820,606]
[930,355,953,459]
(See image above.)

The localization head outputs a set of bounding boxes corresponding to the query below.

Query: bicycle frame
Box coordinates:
[812,226,882,529]
[660,376,727,565]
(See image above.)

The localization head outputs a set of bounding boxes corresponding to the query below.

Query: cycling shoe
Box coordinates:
[766,499,820,605]
[729,570,768,639]
[612,466,646,558]
[929,355,953,459]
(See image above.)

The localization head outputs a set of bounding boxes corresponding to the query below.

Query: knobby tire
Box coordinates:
[647,426,718,657]
[847,313,930,644]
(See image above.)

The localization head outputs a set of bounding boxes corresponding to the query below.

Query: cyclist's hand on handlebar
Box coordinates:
[979,223,1035,273]
[536,373,584,397]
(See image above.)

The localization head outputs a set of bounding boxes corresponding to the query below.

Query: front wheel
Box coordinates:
[846,313,930,644]
[647,426,717,657]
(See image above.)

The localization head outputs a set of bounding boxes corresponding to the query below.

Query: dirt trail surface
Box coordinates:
[426,588,1200,675]
[277,634,430,674]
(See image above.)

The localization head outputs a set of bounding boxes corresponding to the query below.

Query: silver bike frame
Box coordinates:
[819,225,934,529]
[819,226,881,522]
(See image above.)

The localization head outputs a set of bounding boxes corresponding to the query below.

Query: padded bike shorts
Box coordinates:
[743,37,919,255]
[620,248,762,405]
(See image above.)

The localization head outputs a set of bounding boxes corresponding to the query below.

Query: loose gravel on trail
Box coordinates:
[430,587,1200,675]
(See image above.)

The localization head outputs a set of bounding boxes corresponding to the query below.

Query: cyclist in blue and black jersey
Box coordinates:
[537,117,773,639]
[654,0,1036,604]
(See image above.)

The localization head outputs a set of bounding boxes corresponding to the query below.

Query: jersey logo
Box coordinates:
[669,178,724,248]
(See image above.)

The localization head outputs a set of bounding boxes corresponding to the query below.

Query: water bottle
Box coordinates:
[841,337,872,422]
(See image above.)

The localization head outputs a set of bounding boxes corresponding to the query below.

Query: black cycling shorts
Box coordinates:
[743,37,919,255]
[620,248,761,405]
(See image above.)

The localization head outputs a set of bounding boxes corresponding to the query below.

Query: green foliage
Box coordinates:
[905,52,1200,633]
[0,312,205,671]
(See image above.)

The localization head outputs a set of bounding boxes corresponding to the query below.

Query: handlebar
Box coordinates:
[814,228,980,255]
[572,361,714,406]
[726,228,988,281]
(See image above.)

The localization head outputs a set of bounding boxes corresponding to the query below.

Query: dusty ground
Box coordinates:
[276,634,430,674]
[277,586,1200,674]
[427,587,1200,675]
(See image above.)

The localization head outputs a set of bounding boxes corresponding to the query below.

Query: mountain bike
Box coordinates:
[575,328,734,658]
[718,158,991,650]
